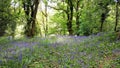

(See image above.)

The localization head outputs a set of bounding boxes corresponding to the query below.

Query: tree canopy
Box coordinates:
[0,0,119,37]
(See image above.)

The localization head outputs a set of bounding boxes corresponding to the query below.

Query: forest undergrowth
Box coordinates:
[0,32,120,68]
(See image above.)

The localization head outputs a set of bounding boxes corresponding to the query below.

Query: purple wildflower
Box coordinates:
[70,55,74,60]
[18,52,22,62]
[7,57,15,60]
[7,48,15,52]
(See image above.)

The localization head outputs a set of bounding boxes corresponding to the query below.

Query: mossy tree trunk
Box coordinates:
[23,0,39,37]
[114,2,119,31]
[66,0,74,35]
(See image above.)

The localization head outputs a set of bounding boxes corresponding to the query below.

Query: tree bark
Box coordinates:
[114,2,119,31]
[23,0,40,37]
[66,0,73,35]
[31,0,39,37]
[45,2,48,36]
[76,0,80,36]
[99,3,109,32]
[100,13,105,32]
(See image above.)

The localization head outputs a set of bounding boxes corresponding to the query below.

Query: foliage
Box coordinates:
[50,12,67,35]
[0,0,119,36]
[0,0,13,36]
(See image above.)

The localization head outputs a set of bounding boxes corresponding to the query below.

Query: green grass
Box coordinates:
[0,33,120,68]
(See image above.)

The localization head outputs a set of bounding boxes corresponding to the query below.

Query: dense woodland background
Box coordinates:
[0,0,120,38]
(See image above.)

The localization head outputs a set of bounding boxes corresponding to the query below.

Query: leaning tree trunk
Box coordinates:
[99,3,109,32]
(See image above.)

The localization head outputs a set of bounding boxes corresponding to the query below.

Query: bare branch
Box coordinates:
[41,11,47,17]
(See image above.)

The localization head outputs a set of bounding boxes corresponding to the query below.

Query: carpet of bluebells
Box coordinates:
[0,32,120,68]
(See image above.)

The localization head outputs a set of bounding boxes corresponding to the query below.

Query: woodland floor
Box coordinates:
[0,34,120,68]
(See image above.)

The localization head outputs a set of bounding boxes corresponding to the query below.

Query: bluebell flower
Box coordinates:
[7,48,15,52]
[70,55,74,60]
[18,52,22,62]
[8,57,15,60]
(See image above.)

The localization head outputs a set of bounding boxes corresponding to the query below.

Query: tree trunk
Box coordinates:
[45,3,48,36]
[23,0,39,37]
[99,3,109,32]
[100,13,105,32]
[66,0,73,35]
[31,0,39,37]
[76,0,80,36]
[114,2,119,32]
